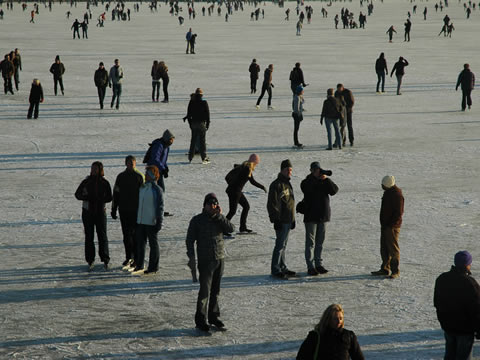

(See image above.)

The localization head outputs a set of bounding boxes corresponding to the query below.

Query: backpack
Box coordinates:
[225,164,243,185]
[142,143,153,164]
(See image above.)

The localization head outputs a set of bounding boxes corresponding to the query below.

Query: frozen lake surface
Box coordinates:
[1,0,480,358]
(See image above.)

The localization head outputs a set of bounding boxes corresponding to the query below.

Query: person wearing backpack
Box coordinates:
[225,154,266,234]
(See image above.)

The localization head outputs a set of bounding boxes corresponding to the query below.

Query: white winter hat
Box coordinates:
[382,175,395,189]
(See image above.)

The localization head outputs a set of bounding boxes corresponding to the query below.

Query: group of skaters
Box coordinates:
[0,48,21,95]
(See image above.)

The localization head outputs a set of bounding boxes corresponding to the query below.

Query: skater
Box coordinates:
[320,88,343,150]
[94,62,108,109]
[151,60,160,102]
[386,25,396,42]
[256,64,274,109]
[404,18,411,41]
[145,129,175,195]
[30,9,35,23]
[336,83,355,146]
[74,161,113,271]
[27,78,44,119]
[71,18,81,38]
[375,52,388,93]
[438,23,448,37]
[249,58,260,94]
[186,28,192,53]
[299,162,338,276]
[13,48,22,89]
[131,165,164,275]
[289,62,307,95]
[456,63,475,111]
[108,58,123,109]
[371,175,404,279]
[158,61,169,103]
[297,304,364,359]
[292,85,305,148]
[296,19,302,35]
[111,155,144,269]
[186,193,235,332]
[334,14,339,29]
[49,55,65,95]
[423,6,427,20]
[447,22,455,37]
[0,54,14,94]
[185,88,210,164]
[81,20,88,38]
[189,33,197,54]
[390,56,409,95]
[267,159,296,280]
[224,154,266,234]
[434,251,480,360]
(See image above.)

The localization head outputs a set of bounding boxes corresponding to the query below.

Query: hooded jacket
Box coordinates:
[49,62,65,79]
[147,138,170,173]
[29,82,44,103]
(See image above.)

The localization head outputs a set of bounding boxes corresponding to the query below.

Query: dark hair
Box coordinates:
[125,155,136,165]
[91,161,104,177]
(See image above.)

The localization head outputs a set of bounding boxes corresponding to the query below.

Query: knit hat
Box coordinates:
[203,193,218,206]
[454,251,473,267]
[296,85,304,95]
[248,154,260,165]
[310,161,321,171]
[55,55,60,61]
[382,175,395,189]
[281,159,292,170]
[162,129,175,141]
[99,62,104,66]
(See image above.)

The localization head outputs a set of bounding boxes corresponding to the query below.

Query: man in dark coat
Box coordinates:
[300,162,338,275]
[27,78,44,119]
[371,175,404,279]
[248,59,260,94]
[456,63,475,111]
[0,54,14,95]
[375,52,388,93]
[186,193,235,332]
[13,48,22,90]
[320,88,343,150]
[186,88,210,164]
[49,55,65,95]
[146,129,175,193]
[335,83,355,146]
[390,56,409,95]
[434,251,480,360]
[94,62,108,109]
[289,62,307,94]
[256,64,274,109]
[71,18,81,38]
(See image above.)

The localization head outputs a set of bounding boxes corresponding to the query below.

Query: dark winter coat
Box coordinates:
[186,94,210,129]
[0,59,13,78]
[456,69,475,91]
[49,62,65,79]
[320,95,342,120]
[339,88,354,110]
[151,65,161,81]
[297,328,364,360]
[75,175,113,215]
[186,210,235,262]
[289,67,306,87]
[267,172,295,224]
[380,185,404,228]
[147,138,170,174]
[112,169,144,213]
[226,163,265,193]
[375,57,388,74]
[391,59,409,76]
[94,68,109,88]
[263,67,272,86]
[434,266,480,335]
[29,83,44,103]
[300,174,338,223]
[249,62,260,79]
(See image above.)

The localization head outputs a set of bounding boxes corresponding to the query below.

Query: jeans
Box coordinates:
[256,84,272,106]
[135,224,159,272]
[461,89,472,110]
[119,209,137,261]
[380,226,400,274]
[305,222,326,270]
[324,117,341,149]
[271,223,291,275]
[111,83,122,108]
[152,80,160,100]
[82,209,110,265]
[376,71,385,92]
[226,190,249,231]
[444,332,474,360]
[97,86,106,108]
[195,259,224,326]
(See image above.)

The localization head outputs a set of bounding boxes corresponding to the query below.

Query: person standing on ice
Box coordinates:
[456,63,475,111]
[224,154,266,235]
[146,129,175,196]
[27,78,44,119]
[249,58,260,94]
[390,56,409,95]
[49,55,65,96]
[185,27,193,53]
[256,64,274,110]
[289,62,307,95]
[292,85,305,148]
[320,88,343,150]
[75,161,113,271]
[71,18,81,39]
[108,58,123,109]
[186,193,235,332]
[386,25,396,42]
[336,83,355,147]
[94,62,108,109]
[371,175,404,279]
[375,52,388,93]
[434,251,480,360]
[158,61,169,103]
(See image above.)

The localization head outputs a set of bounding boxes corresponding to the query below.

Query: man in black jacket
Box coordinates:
[300,162,338,275]
[390,56,408,95]
[249,59,260,94]
[256,64,274,109]
[49,55,65,95]
[320,88,342,150]
[186,88,210,164]
[434,251,480,359]
[94,62,108,109]
[27,78,44,119]
[0,54,14,95]
[456,63,475,111]
[289,62,307,94]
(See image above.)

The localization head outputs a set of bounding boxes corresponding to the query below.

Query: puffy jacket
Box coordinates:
[136,181,164,226]
[147,138,170,173]
[267,173,295,224]
[94,68,109,88]
[380,185,404,228]
[186,211,235,262]
[75,175,112,215]
[456,69,475,91]
[49,62,65,79]
[300,174,338,223]
[434,266,480,335]
[112,168,144,213]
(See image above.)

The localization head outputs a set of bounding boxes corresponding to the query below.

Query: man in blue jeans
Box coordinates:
[320,88,342,150]
[434,251,480,360]
[267,159,296,280]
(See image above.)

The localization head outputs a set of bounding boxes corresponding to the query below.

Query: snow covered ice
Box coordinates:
[1,0,480,358]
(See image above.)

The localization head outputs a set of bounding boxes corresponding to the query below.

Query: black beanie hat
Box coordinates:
[281,159,292,170]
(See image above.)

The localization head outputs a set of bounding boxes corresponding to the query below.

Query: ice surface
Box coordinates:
[1,0,479,359]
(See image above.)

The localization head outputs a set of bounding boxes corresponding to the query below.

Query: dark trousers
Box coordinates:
[444,332,474,360]
[3,76,13,94]
[53,77,64,95]
[82,29,88,38]
[226,190,249,231]
[156,174,165,193]
[73,29,80,38]
[256,84,272,106]
[292,113,303,145]
[27,101,40,119]
[135,223,159,272]
[404,30,410,41]
[82,209,110,265]
[14,70,19,90]
[189,126,207,160]
[195,259,224,326]
[162,78,169,101]
[152,81,160,100]
[380,226,400,274]
[461,89,472,110]
[250,77,257,93]
[97,86,106,108]
[396,74,403,94]
[346,109,354,144]
[376,72,385,92]
[119,209,137,261]
[111,83,122,108]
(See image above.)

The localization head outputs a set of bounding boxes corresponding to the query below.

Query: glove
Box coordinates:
[163,167,169,178]
[111,210,117,220]
[274,221,282,230]
[262,186,267,193]
[271,83,274,88]
[291,221,296,230]
[320,118,323,125]
[154,218,162,232]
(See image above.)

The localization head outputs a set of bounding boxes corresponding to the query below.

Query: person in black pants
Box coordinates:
[27,78,44,119]
[390,56,409,95]
[49,55,65,95]
[75,161,113,270]
[94,62,108,109]
[256,64,274,109]
[248,58,260,94]
[456,63,475,111]
[158,61,169,103]
[375,52,388,93]
[185,88,210,164]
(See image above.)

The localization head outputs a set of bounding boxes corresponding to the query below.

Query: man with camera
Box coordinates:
[300,162,338,276]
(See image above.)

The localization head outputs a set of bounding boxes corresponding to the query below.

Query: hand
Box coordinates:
[274,221,282,230]
[111,211,117,220]
[262,186,267,193]
[291,221,296,230]
[154,217,162,232]
[40,99,44,103]
[271,83,274,88]
[163,167,169,178]
[455,87,458,91]
[187,257,196,270]
[108,83,111,88]
[320,118,323,125]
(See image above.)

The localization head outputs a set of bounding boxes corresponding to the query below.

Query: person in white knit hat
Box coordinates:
[371,175,404,279]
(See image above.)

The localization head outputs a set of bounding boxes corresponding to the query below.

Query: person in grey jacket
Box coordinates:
[108,58,124,109]
[186,193,235,332]
[292,85,305,148]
